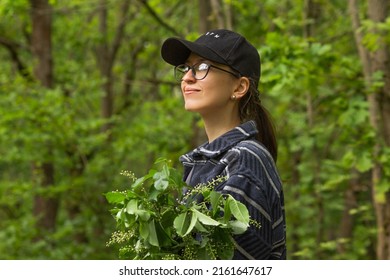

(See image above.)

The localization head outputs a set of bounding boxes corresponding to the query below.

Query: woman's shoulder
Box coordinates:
[221,139,283,194]
[229,139,275,165]
[218,139,275,173]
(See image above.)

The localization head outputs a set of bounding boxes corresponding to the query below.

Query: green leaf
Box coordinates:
[228,220,249,235]
[160,209,176,228]
[209,191,222,215]
[153,169,169,190]
[216,242,234,259]
[125,190,138,199]
[115,208,126,222]
[126,200,151,221]
[126,199,138,214]
[196,247,210,260]
[123,214,136,228]
[374,179,390,204]
[223,197,232,222]
[104,192,126,204]
[168,167,186,189]
[173,211,192,237]
[139,221,149,240]
[154,157,168,165]
[132,176,148,190]
[147,220,159,247]
[273,17,286,30]
[137,210,151,221]
[355,151,373,172]
[192,208,220,226]
[148,188,160,201]
[183,211,198,236]
[227,196,249,224]
[155,221,175,247]
[194,220,208,232]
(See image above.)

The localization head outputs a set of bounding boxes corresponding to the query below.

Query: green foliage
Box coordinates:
[361,17,390,51]
[105,159,250,260]
[0,0,388,260]
[258,1,379,260]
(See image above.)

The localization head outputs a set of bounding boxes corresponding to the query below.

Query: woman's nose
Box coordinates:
[181,70,196,83]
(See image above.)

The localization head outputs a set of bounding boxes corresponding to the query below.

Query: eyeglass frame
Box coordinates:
[174,61,241,82]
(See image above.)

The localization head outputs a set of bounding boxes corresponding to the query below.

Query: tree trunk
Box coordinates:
[348,0,390,259]
[367,0,390,146]
[303,0,326,252]
[96,0,113,133]
[120,44,144,112]
[30,0,58,232]
[210,0,225,29]
[337,172,359,254]
[199,0,213,33]
[96,0,130,133]
[30,0,53,88]
[367,0,390,260]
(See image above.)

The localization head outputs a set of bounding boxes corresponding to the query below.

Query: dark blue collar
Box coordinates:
[181,120,258,162]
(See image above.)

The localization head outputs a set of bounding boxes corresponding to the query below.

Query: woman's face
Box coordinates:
[180,53,240,117]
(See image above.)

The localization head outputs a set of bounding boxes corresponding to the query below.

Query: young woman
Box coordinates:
[161,29,286,259]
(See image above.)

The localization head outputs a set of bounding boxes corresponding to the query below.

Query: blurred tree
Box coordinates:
[30,0,58,233]
[349,0,390,259]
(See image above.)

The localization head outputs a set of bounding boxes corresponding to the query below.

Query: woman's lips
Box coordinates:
[183,86,200,95]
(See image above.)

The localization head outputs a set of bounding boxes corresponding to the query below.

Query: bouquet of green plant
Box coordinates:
[105,158,250,260]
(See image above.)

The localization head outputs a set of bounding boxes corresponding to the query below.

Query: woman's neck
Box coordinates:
[202,113,241,143]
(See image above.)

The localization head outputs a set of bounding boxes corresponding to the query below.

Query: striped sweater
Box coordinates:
[180,120,286,259]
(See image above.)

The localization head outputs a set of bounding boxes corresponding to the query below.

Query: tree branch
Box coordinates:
[110,0,131,62]
[0,37,32,80]
[137,0,182,37]
[348,0,372,80]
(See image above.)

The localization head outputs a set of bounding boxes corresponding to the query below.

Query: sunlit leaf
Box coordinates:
[105,192,126,204]
[137,210,151,221]
[227,196,249,224]
[139,221,149,240]
[153,170,169,191]
[355,151,373,172]
[192,208,220,226]
[147,220,159,247]
[173,211,191,237]
[126,199,138,214]
[209,191,222,215]
[228,220,249,235]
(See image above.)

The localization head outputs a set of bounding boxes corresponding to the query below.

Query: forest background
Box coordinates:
[0,0,390,260]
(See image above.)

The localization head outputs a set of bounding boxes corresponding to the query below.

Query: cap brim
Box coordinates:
[161,37,227,66]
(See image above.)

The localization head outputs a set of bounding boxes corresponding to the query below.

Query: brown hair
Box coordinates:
[239,79,278,162]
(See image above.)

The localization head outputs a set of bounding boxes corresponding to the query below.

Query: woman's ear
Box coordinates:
[234,77,250,99]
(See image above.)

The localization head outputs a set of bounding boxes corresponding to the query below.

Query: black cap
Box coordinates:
[161,29,260,87]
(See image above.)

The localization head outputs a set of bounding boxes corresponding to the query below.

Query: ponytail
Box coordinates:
[239,79,278,162]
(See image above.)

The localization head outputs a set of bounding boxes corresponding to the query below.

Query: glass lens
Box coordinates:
[194,63,210,80]
[174,62,211,81]
[174,64,189,81]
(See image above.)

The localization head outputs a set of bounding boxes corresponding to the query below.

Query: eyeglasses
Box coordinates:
[174,62,241,82]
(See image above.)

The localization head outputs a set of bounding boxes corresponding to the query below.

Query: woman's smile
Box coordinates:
[183,86,200,95]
